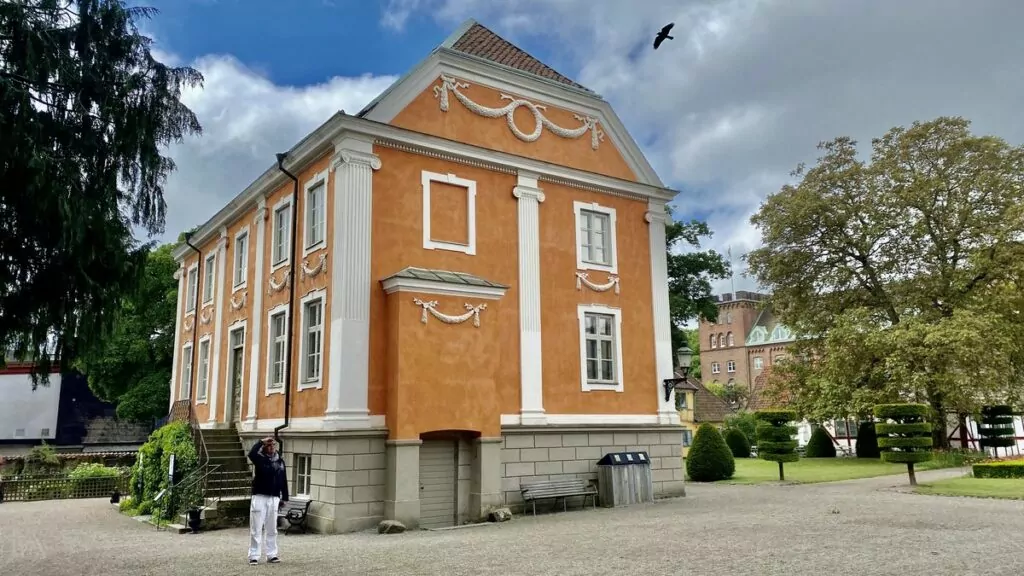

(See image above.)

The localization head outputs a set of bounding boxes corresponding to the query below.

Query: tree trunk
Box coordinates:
[957,413,969,450]
[927,394,949,450]
[778,462,785,482]
[907,462,917,486]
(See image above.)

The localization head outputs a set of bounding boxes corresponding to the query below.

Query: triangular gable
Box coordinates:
[358,19,664,187]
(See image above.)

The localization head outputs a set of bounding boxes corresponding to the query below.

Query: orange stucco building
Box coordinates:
[169,20,684,532]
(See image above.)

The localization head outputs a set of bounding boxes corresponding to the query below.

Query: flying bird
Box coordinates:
[653,22,674,50]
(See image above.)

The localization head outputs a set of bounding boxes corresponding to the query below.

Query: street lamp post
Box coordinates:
[662,345,695,402]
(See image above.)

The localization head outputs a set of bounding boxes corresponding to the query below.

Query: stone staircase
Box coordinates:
[177,428,252,531]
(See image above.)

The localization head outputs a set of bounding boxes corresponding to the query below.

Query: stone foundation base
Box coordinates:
[500,428,686,510]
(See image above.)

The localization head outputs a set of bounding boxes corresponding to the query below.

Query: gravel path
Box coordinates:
[2,468,1022,576]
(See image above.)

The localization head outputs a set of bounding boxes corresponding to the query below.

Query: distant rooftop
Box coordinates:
[714,291,769,304]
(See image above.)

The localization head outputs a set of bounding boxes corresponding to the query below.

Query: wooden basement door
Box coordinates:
[419,440,458,529]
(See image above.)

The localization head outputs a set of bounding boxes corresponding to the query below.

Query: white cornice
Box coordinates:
[173,112,676,262]
[380,276,507,300]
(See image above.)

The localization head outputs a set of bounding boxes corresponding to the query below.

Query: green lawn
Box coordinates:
[718,457,911,484]
[915,477,1024,500]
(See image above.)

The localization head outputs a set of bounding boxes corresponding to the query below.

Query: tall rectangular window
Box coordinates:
[727,360,736,373]
[294,454,312,496]
[233,231,248,287]
[186,268,198,312]
[181,344,193,398]
[302,298,324,385]
[711,362,720,374]
[197,339,211,400]
[272,203,291,266]
[269,311,287,389]
[753,356,764,370]
[579,210,612,266]
[584,312,617,384]
[305,182,325,249]
[202,254,216,304]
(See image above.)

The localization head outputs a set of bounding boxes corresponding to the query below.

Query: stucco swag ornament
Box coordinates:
[267,270,290,294]
[230,292,246,310]
[300,252,328,280]
[432,75,604,150]
[575,272,620,294]
[199,307,214,325]
[413,298,488,328]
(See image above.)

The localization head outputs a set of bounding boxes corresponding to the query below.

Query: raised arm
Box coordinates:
[248,440,264,465]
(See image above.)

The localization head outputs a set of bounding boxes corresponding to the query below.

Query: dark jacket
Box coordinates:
[248,441,289,501]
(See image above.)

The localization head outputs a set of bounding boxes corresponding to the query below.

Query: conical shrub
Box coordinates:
[855,421,879,458]
[805,426,836,458]
[686,423,736,482]
[725,428,751,458]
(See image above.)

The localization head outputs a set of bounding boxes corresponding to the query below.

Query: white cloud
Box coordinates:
[380,0,424,32]
[403,0,1024,295]
[152,54,396,242]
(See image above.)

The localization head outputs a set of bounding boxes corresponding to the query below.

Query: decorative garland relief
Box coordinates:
[576,272,620,294]
[199,307,214,325]
[268,270,290,294]
[432,75,604,150]
[301,252,328,280]
[413,298,487,328]
[183,316,195,332]
[230,292,246,310]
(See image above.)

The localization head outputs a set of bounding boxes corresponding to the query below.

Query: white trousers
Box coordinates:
[248,494,280,561]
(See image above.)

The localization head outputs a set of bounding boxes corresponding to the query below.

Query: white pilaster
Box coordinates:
[169,265,186,409]
[326,137,380,426]
[208,228,229,424]
[244,199,267,429]
[513,172,546,425]
[646,203,680,425]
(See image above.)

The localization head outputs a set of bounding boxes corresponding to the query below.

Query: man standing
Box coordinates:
[247,436,289,565]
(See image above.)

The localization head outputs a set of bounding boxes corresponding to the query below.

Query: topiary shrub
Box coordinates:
[855,421,880,459]
[725,428,751,458]
[978,405,1016,458]
[686,423,736,482]
[754,409,799,480]
[873,403,934,486]
[805,426,836,458]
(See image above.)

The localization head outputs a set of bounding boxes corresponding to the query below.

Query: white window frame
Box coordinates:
[196,335,212,403]
[753,356,764,370]
[202,253,216,305]
[297,289,326,391]
[270,194,294,272]
[711,362,720,374]
[265,303,289,395]
[727,360,736,373]
[303,170,328,256]
[709,334,717,349]
[233,227,249,292]
[185,264,198,314]
[294,453,312,496]
[180,343,194,399]
[577,304,624,393]
[727,332,735,347]
[573,201,618,274]
[421,170,477,255]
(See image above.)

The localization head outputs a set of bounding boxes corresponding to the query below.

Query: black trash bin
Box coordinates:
[596,451,654,507]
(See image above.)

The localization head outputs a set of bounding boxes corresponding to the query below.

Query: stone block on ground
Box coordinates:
[487,507,512,523]
[377,520,406,534]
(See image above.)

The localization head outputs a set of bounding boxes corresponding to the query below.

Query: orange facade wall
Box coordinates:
[369,147,521,426]
[538,181,658,415]
[391,76,637,182]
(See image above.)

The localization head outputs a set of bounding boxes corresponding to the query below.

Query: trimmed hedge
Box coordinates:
[724,428,751,458]
[754,410,799,478]
[874,403,933,485]
[685,423,735,482]
[805,426,836,458]
[856,421,880,459]
[973,461,1024,479]
[979,405,1016,450]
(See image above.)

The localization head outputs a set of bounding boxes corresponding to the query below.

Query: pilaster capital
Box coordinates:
[217,226,229,250]
[252,197,268,225]
[173,265,184,280]
[512,185,545,203]
[645,209,669,224]
[332,149,381,171]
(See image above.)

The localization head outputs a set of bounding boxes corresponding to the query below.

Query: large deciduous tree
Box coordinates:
[75,243,177,422]
[747,117,1024,448]
[0,0,201,382]
[666,211,730,351]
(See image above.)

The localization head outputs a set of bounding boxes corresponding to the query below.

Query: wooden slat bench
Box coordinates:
[277,496,311,534]
[521,479,598,516]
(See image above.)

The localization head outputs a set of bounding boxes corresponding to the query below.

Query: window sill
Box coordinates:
[425,239,475,255]
[297,379,322,391]
[232,281,247,294]
[196,397,208,405]
[582,382,623,393]
[577,261,618,275]
[270,259,291,274]
[185,310,196,316]
[302,241,326,259]
[265,386,285,397]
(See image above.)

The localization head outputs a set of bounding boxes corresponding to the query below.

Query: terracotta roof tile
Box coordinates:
[450,23,590,92]
[693,379,735,423]
[748,367,793,411]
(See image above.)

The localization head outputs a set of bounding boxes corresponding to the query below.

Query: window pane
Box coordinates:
[599,316,612,336]
[586,359,597,380]
[601,359,614,381]
[585,315,595,334]
[586,338,597,360]
[600,339,612,361]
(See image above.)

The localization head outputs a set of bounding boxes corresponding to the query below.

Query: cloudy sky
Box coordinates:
[142,0,1024,294]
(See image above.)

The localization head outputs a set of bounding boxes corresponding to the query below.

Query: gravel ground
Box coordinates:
[2,467,1022,576]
